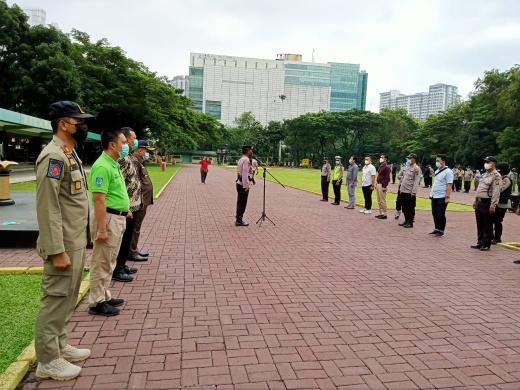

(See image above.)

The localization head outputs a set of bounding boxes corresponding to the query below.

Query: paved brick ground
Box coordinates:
[13,164,520,389]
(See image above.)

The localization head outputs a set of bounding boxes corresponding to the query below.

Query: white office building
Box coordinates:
[23,8,46,26]
[188,52,367,126]
[170,75,189,96]
[379,84,461,120]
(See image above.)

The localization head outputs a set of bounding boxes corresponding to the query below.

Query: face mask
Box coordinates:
[144,152,150,161]
[364,160,369,165]
[119,143,129,159]
[349,159,353,164]
[379,158,384,163]
[405,159,411,167]
[133,139,139,151]
[484,163,491,170]
[335,160,340,165]
[71,122,88,144]
[435,161,441,168]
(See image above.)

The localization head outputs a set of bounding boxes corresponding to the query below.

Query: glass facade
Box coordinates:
[284,63,330,87]
[188,67,204,111]
[329,63,363,112]
[205,100,222,119]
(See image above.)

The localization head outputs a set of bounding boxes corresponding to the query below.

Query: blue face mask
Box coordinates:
[119,144,130,159]
[133,139,138,151]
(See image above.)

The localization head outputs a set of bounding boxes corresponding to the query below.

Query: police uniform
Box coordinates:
[236,148,252,225]
[473,157,501,249]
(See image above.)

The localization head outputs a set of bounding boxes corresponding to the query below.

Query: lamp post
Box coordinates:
[277,94,286,164]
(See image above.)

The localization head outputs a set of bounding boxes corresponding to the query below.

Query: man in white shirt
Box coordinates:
[236,145,252,226]
[429,154,453,237]
[359,155,376,214]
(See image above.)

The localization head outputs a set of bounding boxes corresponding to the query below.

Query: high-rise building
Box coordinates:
[188,52,367,126]
[23,8,46,26]
[170,75,189,96]
[379,83,461,120]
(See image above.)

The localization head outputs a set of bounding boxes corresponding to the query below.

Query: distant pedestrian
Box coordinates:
[492,162,512,244]
[463,166,474,193]
[320,158,331,202]
[330,156,344,205]
[251,157,259,185]
[199,156,210,183]
[391,162,399,184]
[394,166,404,220]
[397,153,421,228]
[423,165,434,188]
[429,155,453,237]
[375,153,391,219]
[360,155,376,214]
[471,156,501,251]
[474,170,482,190]
[455,165,464,192]
[344,155,358,209]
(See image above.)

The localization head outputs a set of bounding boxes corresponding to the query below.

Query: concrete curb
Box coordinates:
[154,166,181,199]
[0,270,90,390]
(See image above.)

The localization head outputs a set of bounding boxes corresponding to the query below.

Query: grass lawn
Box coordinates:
[9,163,180,198]
[0,274,42,374]
[260,167,472,212]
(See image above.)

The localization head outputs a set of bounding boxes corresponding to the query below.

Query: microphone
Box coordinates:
[252,155,265,166]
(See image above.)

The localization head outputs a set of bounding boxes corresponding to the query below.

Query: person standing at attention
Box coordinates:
[235,145,252,226]
[360,155,376,214]
[375,153,391,219]
[398,153,421,228]
[429,154,453,237]
[330,156,344,205]
[320,157,331,202]
[345,156,358,209]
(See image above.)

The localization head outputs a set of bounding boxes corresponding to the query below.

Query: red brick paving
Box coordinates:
[11,164,520,389]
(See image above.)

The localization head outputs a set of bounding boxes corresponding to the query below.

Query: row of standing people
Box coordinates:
[320,153,518,249]
[33,101,154,381]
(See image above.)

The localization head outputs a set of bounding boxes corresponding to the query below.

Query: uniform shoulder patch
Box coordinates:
[95,176,104,186]
[47,159,63,180]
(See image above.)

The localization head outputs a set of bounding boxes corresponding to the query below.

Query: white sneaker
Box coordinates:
[363,210,372,214]
[35,358,81,381]
[62,344,91,362]
[359,208,366,213]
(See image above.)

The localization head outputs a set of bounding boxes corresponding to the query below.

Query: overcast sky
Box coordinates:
[9,0,520,112]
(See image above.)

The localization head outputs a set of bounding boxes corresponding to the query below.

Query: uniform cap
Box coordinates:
[49,101,94,121]
[406,153,417,159]
[484,156,497,163]
[137,140,155,151]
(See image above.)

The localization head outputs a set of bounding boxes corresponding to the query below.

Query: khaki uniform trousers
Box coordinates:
[88,213,126,306]
[376,183,388,214]
[35,247,86,363]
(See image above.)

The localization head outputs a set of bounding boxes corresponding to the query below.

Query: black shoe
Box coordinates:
[138,251,149,257]
[88,302,120,316]
[331,202,339,205]
[375,215,387,219]
[480,246,490,251]
[112,271,134,282]
[513,260,520,264]
[470,244,482,249]
[235,220,249,227]
[107,298,125,307]
[124,265,137,274]
[403,223,413,228]
[491,239,501,245]
[128,254,148,262]
[398,222,407,226]
[320,199,328,202]
[429,230,439,235]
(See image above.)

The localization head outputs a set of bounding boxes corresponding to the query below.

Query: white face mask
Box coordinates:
[364,160,369,165]
[349,159,353,164]
[335,160,340,165]
[144,152,150,161]
[379,158,384,163]
[484,162,491,170]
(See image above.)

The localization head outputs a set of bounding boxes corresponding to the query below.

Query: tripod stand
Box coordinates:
[256,162,286,226]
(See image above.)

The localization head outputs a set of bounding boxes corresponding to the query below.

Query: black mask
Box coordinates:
[72,123,88,143]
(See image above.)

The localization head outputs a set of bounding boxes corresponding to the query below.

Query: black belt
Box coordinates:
[106,208,128,216]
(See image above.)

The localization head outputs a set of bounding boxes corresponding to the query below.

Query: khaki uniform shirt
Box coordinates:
[135,155,154,207]
[237,155,251,189]
[399,164,421,194]
[464,169,474,181]
[475,170,501,207]
[35,135,89,259]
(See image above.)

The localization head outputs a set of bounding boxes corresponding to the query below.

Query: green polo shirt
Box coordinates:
[89,152,130,212]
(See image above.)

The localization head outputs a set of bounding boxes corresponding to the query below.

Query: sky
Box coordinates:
[9,0,520,112]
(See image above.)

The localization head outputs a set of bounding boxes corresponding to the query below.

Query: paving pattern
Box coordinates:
[11,164,520,389]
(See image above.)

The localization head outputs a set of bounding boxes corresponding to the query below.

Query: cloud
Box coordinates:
[9,0,520,112]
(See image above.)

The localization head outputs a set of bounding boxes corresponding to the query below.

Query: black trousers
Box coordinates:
[332,180,341,203]
[475,198,493,246]
[431,198,448,232]
[321,176,329,200]
[362,185,373,210]
[201,170,208,183]
[455,179,463,191]
[492,207,507,242]
[392,171,397,184]
[464,180,471,193]
[116,215,136,269]
[424,177,432,187]
[236,184,249,222]
[395,190,402,211]
[129,205,148,257]
[400,192,416,224]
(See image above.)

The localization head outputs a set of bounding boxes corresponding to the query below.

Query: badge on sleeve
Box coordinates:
[47,159,63,180]
[95,177,103,186]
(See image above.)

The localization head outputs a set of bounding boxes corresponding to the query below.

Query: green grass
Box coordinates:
[261,167,473,212]
[9,163,180,198]
[0,274,42,374]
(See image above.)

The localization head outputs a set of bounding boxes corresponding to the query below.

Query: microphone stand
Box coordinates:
[254,157,286,226]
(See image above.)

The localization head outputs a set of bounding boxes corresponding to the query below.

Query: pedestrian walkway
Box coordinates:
[17,164,520,389]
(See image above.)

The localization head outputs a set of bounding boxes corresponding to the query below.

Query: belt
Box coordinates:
[106,207,128,216]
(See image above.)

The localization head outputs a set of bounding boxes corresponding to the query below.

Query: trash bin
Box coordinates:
[160,161,167,171]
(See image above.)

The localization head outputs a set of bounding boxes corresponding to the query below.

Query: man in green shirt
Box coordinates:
[88,128,131,316]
